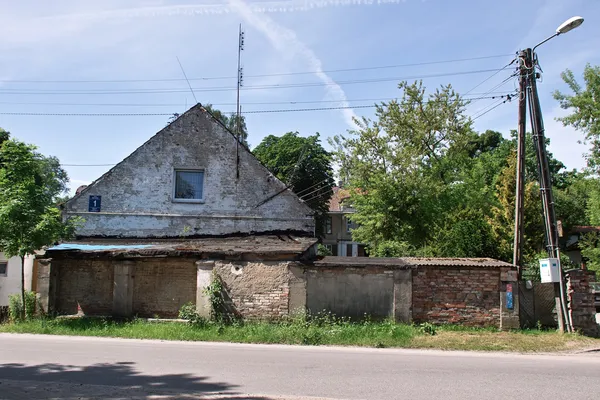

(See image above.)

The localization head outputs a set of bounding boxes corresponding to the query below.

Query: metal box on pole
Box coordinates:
[539,258,561,283]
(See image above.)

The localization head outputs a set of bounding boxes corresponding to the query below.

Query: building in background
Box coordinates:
[0,253,35,312]
[322,187,367,257]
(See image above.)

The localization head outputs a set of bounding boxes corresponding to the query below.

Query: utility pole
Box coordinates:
[522,48,572,333]
[236,24,245,180]
[513,50,527,277]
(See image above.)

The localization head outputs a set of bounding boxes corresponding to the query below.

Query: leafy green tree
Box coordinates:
[203,104,248,146]
[554,64,600,174]
[0,138,78,319]
[252,132,334,236]
[331,81,479,255]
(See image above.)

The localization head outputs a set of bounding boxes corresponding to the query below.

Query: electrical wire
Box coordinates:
[462,57,517,97]
[0,95,513,117]
[471,97,513,121]
[0,54,513,84]
[0,68,508,95]
[0,92,515,108]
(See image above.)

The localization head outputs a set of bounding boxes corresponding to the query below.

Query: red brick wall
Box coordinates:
[55,260,114,315]
[412,266,501,327]
[566,269,599,337]
[132,259,197,318]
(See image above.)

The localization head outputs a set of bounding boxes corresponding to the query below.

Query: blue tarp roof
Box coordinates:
[48,243,154,251]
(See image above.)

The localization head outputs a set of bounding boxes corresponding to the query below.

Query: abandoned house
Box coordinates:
[35,104,521,328]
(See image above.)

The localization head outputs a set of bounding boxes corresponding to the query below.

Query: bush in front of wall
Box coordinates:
[8,291,37,322]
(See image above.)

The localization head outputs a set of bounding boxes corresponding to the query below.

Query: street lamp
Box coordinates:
[513,16,583,333]
[533,16,584,51]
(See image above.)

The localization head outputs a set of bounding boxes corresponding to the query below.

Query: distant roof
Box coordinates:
[315,256,514,268]
[45,235,317,261]
[328,187,351,212]
[571,226,600,233]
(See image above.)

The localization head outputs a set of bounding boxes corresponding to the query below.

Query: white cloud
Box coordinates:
[227,0,359,128]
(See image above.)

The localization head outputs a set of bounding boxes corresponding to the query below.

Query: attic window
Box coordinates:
[174,169,204,202]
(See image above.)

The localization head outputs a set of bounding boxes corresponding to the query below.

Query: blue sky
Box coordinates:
[0,0,598,194]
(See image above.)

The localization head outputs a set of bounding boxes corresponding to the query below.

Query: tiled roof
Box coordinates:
[328,187,352,212]
[315,256,513,268]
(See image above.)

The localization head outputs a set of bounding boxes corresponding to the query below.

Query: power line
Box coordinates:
[0,92,514,107]
[471,97,513,121]
[0,54,513,84]
[0,96,513,117]
[0,68,508,95]
[463,57,517,96]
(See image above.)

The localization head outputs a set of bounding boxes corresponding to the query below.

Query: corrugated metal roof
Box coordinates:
[315,256,513,268]
[44,235,317,260]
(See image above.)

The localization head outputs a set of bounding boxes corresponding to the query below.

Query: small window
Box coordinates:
[325,217,332,234]
[324,244,333,254]
[174,170,204,201]
[346,244,353,257]
[0,262,7,277]
[346,217,352,233]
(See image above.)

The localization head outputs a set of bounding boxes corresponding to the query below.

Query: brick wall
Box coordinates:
[566,269,599,337]
[214,261,292,320]
[55,260,114,315]
[132,259,197,318]
[412,266,501,327]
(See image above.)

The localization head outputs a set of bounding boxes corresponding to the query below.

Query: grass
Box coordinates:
[1,316,598,353]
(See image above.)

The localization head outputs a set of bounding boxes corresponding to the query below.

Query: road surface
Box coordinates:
[0,333,599,399]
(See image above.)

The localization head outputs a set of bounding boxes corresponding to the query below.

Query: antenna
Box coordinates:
[176,56,198,105]
[236,24,245,179]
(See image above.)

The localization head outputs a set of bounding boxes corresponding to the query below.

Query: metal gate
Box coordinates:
[518,281,557,329]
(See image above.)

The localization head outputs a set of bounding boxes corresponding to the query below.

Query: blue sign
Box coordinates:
[506,283,513,310]
[88,195,102,212]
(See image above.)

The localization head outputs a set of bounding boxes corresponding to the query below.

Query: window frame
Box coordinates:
[0,261,7,277]
[325,216,332,234]
[346,216,352,233]
[172,168,205,203]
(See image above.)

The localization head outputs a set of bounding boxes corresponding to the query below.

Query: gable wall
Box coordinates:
[65,107,314,237]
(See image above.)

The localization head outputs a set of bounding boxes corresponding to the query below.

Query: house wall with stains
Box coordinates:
[64,105,314,238]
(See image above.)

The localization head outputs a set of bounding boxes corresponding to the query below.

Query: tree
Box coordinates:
[331,81,478,255]
[553,64,600,174]
[252,132,334,236]
[0,138,78,319]
[203,104,248,146]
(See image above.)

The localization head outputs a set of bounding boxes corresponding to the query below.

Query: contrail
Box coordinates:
[40,0,405,21]
[228,0,359,127]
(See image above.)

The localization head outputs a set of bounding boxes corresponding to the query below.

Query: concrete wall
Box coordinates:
[305,266,395,319]
[412,267,501,326]
[64,106,314,238]
[0,253,35,307]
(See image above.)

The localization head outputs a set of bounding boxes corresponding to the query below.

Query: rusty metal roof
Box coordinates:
[44,235,317,261]
[314,256,514,268]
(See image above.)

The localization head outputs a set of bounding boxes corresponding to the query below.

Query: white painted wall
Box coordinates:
[64,105,315,238]
[0,253,34,307]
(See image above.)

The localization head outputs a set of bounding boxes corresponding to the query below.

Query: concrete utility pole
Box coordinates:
[513,16,584,333]
[513,50,527,277]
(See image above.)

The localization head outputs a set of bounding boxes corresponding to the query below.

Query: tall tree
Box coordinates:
[252,132,334,236]
[553,64,600,174]
[0,138,78,319]
[331,81,477,255]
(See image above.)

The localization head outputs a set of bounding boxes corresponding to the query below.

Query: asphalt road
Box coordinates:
[0,334,599,400]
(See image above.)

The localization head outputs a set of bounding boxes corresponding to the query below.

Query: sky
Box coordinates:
[0,0,598,195]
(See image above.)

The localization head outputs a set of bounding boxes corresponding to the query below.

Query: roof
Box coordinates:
[314,256,514,269]
[328,187,352,212]
[44,235,317,261]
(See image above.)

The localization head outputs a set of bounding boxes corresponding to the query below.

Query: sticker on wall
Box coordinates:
[88,195,102,212]
[506,283,513,310]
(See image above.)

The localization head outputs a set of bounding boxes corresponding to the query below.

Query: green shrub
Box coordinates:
[178,302,208,327]
[8,291,37,322]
